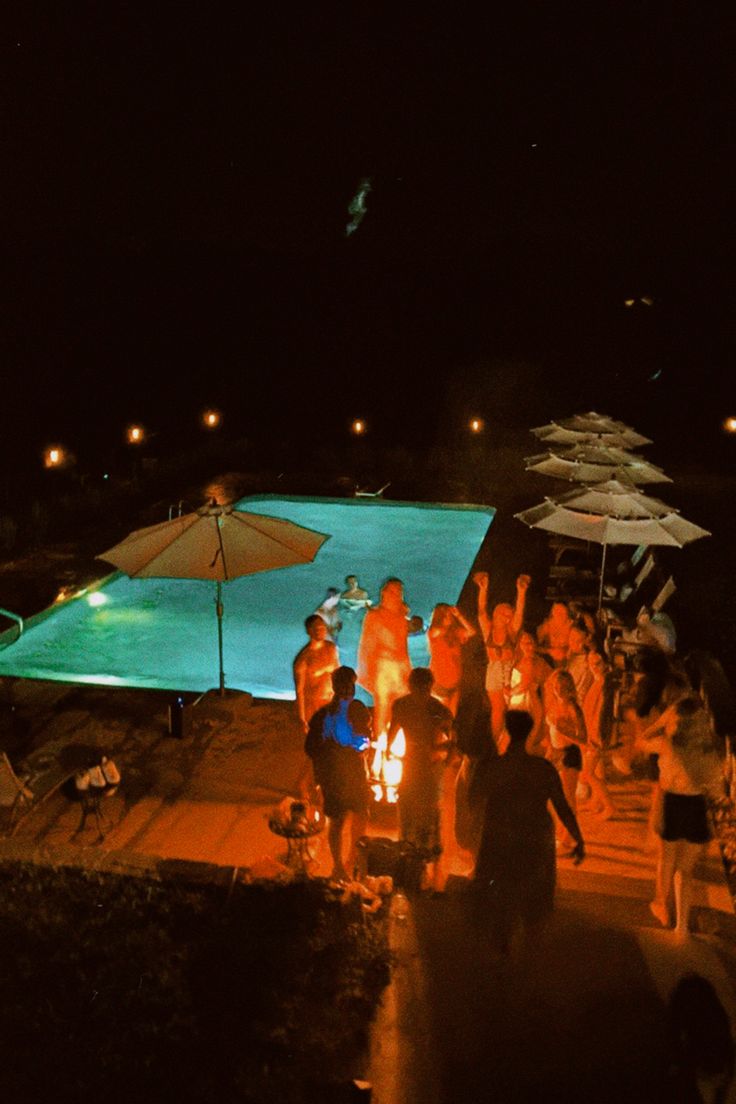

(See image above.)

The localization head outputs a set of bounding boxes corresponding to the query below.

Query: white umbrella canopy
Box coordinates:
[531,426,652,449]
[525,446,671,485]
[554,480,683,519]
[98,502,330,692]
[532,412,652,448]
[516,494,709,609]
[516,500,711,547]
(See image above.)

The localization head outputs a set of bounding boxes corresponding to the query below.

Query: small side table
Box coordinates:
[268,814,324,876]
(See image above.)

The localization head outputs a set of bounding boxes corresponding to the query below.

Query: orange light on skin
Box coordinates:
[203,409,221,429]
[44,446,65,469]
[725,417,736,434]
[351,418,366,435]
[127,425,144,445]
[469,417,484,434]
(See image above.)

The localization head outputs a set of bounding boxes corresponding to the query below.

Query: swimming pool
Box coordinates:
[0,495,494,699]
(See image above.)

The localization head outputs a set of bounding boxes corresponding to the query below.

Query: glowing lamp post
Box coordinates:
[203,409,221,430]
[351,418,366,436]
[44,445,65,469]
[469,417,484,434]
[724,417,736,434]
[127,425,145,445]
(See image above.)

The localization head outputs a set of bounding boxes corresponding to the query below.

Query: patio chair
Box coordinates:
[0,752,33,832]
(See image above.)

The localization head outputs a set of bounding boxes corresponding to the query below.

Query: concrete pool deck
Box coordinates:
[2,679,736,1103]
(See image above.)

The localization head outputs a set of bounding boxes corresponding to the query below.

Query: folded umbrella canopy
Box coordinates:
[98,502,330,692]
[516,484,709,609]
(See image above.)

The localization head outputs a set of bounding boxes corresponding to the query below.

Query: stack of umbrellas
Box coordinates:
[517,412,710,609]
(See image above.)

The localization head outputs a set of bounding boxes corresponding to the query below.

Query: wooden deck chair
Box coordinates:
[0,752,33,832]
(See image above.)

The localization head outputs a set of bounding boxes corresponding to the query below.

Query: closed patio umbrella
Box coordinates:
[98,501,330,693]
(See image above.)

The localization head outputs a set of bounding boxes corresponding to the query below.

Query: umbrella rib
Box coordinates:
[230,512,328,558]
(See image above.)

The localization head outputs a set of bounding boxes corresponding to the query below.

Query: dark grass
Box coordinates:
[0,862,390,1103]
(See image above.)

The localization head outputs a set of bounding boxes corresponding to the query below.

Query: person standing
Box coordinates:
[389,667,454,891]
[544,668,588,852]
[470,710,584,951]
[293,614,341,800]
[637,697,724,937]
[581,651,616,818]
[357,577,412,736]
[474,570,530,746]
[293,615,340,733]
[427,603,475,716]
[305,666,372,881]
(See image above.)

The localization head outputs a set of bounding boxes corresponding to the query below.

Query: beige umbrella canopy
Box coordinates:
[99,502,330,692]
[525,445,671,485]
[531,412,652,448]
[516,487,709,609]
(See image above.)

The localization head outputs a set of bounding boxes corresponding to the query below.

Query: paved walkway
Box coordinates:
[369,780,736,1104]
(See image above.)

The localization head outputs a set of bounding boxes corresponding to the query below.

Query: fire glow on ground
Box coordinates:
[0,496,494,700]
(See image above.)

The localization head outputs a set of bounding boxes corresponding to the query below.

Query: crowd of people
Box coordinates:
[292,567,732,945]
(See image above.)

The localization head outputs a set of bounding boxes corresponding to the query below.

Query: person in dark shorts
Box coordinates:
[470,709,584,951]
[638,697,725,937]
[305,666,372,880]
[389,667,454,890]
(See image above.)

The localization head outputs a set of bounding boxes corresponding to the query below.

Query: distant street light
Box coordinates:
[202,409,221,429]
[44,445,65,469]
[725,417,736,434]
[351,418,366,435]
[469,417,484,434]
[127,425,145,445]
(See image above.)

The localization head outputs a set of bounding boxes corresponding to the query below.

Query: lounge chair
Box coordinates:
[0,752,33,831]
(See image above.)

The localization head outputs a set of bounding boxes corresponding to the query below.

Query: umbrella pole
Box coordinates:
[216,580,225,694]
[597,542,608,612]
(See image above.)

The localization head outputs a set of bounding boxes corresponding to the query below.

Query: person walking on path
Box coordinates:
[389,667,454,891]
[474,570,530,747]
[637,696,725,937]
[469,709,584,951]
[304,666,372,881]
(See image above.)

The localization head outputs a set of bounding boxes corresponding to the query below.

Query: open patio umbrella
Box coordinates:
[531,412,652,448]
[98,502,330,693]
[516,488,709,609]
[525,444,671,485]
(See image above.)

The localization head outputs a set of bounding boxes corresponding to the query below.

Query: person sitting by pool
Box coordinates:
[340,574,372,610]
[305,666,372,882]
[314,587,342,640]
[357,577,413,737]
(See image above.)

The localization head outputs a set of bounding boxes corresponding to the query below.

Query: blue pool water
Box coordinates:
[0,496,494,699]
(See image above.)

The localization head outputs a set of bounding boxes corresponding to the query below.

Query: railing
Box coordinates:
[0,607,24,648]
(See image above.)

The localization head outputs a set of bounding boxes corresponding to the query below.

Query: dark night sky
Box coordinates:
[1,6,733,468]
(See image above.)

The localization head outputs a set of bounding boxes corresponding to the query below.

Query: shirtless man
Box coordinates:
[293,615,340,733]
[340,574,372,609]
[357,577,412,736]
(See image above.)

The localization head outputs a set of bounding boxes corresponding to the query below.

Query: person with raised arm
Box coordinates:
[473,570,531,746]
